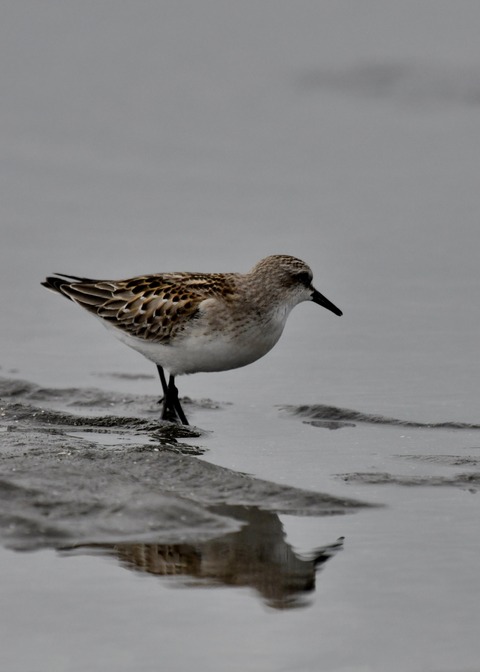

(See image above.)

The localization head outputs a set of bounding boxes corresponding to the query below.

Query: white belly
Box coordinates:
[102,308,285,376]
[105,318,285,376]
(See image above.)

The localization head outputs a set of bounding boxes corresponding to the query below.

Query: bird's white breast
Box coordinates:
[103,301,290,376]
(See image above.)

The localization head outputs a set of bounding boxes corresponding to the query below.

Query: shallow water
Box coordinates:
[2,2,480,671]
[1,375,479,671]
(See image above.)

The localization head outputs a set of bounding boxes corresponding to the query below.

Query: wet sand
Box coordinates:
[0,377,368,553]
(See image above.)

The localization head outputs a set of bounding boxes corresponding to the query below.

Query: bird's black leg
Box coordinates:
[157,365,177,420]
[157,366,189,425]
[168,375,189,426]
[157,365,169,398]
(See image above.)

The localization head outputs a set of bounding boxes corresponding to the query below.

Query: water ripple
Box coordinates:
[282,404,480,430]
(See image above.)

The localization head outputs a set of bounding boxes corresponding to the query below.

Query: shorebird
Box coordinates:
[42,255,342,424]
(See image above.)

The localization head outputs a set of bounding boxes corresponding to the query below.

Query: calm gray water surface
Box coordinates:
[1,3,480,671]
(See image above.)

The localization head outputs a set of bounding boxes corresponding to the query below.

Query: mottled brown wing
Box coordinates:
[49,273,236,343]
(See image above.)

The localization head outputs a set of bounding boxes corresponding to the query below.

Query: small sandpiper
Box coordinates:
[42,255,342,424]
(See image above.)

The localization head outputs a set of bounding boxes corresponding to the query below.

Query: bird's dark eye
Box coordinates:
[295,272,311,287]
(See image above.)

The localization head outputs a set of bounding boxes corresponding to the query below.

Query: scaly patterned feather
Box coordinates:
[44,273,239,344]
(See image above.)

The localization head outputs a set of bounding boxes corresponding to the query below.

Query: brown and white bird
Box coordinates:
[42,255,342,425]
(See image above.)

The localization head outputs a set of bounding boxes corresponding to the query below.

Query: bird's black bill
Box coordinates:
[311,288,343,316]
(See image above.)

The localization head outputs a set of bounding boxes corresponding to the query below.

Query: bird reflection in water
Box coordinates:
[68,506,344,610]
